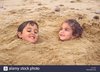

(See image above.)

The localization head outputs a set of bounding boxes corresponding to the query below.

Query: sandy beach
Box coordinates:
[0,0,100,65]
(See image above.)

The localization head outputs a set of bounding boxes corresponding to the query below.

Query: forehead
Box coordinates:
[62,22,72,28]
[25,23,38,29]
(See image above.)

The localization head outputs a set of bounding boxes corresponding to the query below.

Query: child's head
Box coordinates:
[59,19,83,41]
[17,20,39,43]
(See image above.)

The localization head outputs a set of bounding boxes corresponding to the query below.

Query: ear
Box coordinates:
[17,32,22,38]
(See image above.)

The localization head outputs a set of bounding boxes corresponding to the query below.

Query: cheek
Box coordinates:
[21,35,28,40]
[58,31,60,35]
[21,31,28,36]
[21,33,29,39]
[64,31,73,37]
[66,31,71,35]
[22,33,28,37]
[59,30,62,35]
[35,34,39,38]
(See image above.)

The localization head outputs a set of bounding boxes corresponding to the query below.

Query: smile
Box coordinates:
[29,36,35,39]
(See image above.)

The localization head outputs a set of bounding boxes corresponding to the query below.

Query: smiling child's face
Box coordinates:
[18,24,39,43]
[59,22,74,41]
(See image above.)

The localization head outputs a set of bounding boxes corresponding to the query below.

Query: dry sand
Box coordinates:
[0,0,100,65]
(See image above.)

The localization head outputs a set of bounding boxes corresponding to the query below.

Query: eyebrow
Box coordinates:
[61,27,71,29]
[27,27,31,29]
[27,27,38,30]
[27,27,38,32]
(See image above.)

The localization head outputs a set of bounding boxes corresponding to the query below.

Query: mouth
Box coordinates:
[59,34,65,37]
[29,36,35,39]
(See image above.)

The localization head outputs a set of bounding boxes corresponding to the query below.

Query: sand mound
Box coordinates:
[0,0,100,65]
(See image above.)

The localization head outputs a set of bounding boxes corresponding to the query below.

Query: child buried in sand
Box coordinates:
[17,20,39,43]
[59,19,83,41]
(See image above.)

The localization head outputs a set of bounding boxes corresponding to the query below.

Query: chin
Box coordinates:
[28,40,36,43]
[59,37,66,41]
[33,40,38,43]
[60,37,72,41]
[31,41,37,43]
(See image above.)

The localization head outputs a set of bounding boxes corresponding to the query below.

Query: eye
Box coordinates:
[65,28,68,31]
[27,29,31,32]
[65,28,70,31]
[34,30,38,34]
[60,28,62,30]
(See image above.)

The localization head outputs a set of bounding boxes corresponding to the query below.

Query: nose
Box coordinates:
[60,29,64,33]
[31,31,35,35]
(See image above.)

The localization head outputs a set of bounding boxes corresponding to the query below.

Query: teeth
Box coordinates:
[30,36,35,39]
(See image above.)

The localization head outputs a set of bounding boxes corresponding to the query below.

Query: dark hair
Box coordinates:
[64,19,83,38]
[17,20,38,33]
